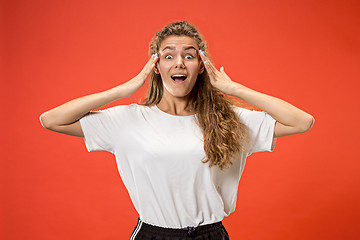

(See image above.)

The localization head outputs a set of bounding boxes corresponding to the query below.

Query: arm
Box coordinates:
[199,50,314,137]
[40,54,159,137]
[230,85,314,137]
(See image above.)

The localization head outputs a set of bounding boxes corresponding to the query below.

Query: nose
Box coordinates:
[174,55,185,69]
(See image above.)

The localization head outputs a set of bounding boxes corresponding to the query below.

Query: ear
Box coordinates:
[154,63,160,74]
[199,62,205,74]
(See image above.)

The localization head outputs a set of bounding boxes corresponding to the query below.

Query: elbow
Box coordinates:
[299,114,315,133]
[40,112,55,130]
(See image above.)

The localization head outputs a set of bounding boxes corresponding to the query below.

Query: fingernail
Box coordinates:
[220,66,224,71]
[199,50,205,56]
[151,63,155,67]
[204,60,207,64]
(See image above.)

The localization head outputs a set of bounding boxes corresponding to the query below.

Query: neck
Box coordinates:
[157,91,194,116]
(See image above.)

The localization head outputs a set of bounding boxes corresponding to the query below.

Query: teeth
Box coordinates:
[171,74,187,81]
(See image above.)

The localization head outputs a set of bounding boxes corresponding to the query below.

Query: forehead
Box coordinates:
[160,36,198,51]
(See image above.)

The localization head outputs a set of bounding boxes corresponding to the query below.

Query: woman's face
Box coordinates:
[155,35,204,99]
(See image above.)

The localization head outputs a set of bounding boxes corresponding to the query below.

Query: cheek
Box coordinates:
[187,62,201,74]
[158,62,171,75]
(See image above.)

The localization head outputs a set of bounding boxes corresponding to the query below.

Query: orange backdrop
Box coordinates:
[2,0,360,239]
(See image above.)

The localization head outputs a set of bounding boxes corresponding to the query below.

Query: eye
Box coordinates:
[165,55,173,59]
[185,54,193,59]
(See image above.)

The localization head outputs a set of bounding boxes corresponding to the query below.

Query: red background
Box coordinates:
[2,0,360,239]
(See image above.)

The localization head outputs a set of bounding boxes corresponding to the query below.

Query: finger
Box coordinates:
[208,60,218,73]
[150,53,159,68]
[199,49,207,62]
[199,50,211,69]
[148,53,159,69]
[220,66,230,78]
[199,50,217,76]
[141,53,158,76]
[202,52,218,74]
[206,60,219,77]
[198,50,209,73]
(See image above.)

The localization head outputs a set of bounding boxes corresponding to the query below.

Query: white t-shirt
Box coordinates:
[79,104,276,228]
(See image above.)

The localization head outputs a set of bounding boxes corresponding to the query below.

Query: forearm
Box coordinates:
[231,83,314,132]
[40,83,132,129]
[40,54,158,136]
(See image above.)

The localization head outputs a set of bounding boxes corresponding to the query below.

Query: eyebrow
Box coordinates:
[161,46,198,51]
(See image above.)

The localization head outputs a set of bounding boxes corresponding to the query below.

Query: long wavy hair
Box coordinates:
[142,21,249,170]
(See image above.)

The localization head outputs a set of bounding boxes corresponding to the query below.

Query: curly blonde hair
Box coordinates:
[142,21,248,170]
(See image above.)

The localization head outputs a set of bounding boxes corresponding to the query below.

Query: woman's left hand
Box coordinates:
[199,50,239,96]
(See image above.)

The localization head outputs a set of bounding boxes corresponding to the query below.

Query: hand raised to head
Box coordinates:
[199,50,238,96]
[121,53,159,98]
[138,53,159,80]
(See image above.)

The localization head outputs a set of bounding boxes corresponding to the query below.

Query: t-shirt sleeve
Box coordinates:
[235,107,277,155]
[79,108,116,153]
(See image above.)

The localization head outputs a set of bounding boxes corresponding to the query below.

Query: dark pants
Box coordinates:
[130,218,230,240]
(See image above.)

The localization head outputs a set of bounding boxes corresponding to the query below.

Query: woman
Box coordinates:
[40,21,314,239]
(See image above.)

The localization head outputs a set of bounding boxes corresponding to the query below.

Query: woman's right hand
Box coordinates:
[120,53,159,98]
[40,53,159,137]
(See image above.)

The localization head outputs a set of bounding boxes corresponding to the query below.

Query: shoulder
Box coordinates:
[82,104,144,123]
[231,106,255,119]
[232,106,274,125]
[82,104,152,127]
[96,103,146,115]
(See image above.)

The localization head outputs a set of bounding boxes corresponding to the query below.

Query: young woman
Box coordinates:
[40,21,314,239]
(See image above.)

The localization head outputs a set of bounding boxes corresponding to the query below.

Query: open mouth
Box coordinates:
[171,74,187,82]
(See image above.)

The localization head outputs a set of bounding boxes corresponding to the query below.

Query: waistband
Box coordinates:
[137,218,224,237]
